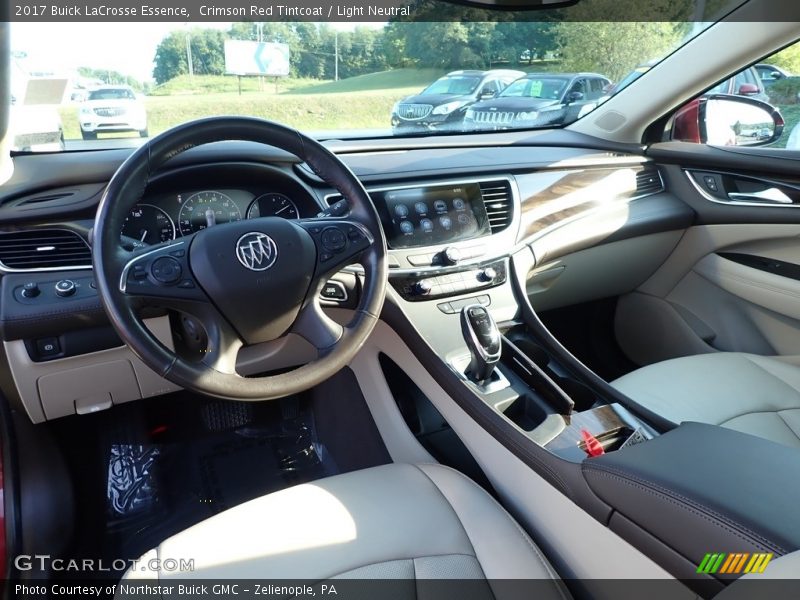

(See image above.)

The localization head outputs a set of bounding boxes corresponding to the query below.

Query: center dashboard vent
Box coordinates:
[0,229,91,270]
[479,180,513,234]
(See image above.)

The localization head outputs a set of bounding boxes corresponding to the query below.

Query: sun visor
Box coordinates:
[19,77,69,105]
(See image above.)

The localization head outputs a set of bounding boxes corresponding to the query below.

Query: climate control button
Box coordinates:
[440,247,462,266]
[412,279,433,296]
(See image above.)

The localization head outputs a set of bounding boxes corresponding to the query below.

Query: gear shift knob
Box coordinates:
[460,304,502,383]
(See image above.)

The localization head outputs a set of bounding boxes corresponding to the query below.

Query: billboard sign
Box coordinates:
[224,40,290,77]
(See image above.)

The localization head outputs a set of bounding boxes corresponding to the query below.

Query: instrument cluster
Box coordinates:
[121,188,311,245]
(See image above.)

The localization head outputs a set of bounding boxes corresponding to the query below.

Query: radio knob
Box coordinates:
[478,267,497,282]
[441,247,462,266]
[412,279,433,296]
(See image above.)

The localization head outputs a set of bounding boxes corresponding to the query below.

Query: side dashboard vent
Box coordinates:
[0,229,91,270]
[635,166,664,196]
[479,180,513,234]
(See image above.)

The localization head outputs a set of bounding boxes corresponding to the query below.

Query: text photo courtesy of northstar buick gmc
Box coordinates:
[2,1,800,599]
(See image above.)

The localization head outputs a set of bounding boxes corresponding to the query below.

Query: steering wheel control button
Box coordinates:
[132,265,148,280]
[321,227,347,252]
[346,226,364,242]
[170,249,186,258]
[177,279,196,289]
[22,282,40,298]
[55,279,77,297]
[320,280,348,302]
[151,257,183,284]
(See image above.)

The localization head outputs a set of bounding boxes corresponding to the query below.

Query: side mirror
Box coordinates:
[672,94,784,147]
[567,91,584,103]
[737,83,760,96]
[480,89,496,99]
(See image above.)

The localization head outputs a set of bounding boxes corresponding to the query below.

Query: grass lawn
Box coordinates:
[59,68,449,140]
[772,104,800,148]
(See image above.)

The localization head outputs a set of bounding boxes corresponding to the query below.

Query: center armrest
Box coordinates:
[582,422,800,585]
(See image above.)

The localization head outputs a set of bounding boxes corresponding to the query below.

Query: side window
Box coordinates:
[568,79,586,100]
[587,78,605,100]
[481,79,500,96]
[497,78,514,92]
[733,69,756,92]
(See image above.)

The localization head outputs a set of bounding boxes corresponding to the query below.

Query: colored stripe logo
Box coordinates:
[697,552,773,574]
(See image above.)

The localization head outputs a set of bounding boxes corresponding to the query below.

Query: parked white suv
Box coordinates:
[79,86,148,140]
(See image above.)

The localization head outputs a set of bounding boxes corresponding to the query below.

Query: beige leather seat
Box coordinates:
[612,353,800,448]
[118,463,566,598]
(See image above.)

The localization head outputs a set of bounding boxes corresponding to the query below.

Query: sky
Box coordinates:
[10,22,382,83]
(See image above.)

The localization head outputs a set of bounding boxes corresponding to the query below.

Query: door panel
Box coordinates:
[616,146,800,365]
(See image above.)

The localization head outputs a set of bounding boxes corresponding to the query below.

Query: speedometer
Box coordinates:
[122,204,175,245]
[178,191,242,235]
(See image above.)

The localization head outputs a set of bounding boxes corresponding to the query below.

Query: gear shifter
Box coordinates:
[460,304,502,383]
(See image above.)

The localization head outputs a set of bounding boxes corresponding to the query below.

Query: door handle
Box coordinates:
[728,187,794,205]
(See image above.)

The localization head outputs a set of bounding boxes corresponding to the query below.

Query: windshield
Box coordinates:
[88,88,136,101]
[421,76,481,96]
[7,0,748,152]
[500,78,568,100]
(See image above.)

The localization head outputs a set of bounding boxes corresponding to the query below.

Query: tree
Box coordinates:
[153,28,227,84]
[492,22,558,66]
[767,43,800,75]
[556,21,682,81]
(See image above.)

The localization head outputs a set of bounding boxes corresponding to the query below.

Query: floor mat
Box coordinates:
[102,397,339,559]
[49,367,392,576]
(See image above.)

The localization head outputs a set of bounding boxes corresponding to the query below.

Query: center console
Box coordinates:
[363,175,655,463]
[457,307,656,463]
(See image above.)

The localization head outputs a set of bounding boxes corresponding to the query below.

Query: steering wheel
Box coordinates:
[93,117,387,400]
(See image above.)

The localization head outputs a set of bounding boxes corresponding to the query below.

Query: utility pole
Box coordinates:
[257,23,264,91]
[334,31,339,82]
[185,24,194,78]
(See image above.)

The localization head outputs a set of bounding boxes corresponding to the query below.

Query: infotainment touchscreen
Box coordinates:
[375,183,490,249]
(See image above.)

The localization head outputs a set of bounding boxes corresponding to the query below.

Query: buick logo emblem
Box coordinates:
[235,232,278,271]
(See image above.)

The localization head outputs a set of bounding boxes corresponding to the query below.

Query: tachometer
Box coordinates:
[122,204,176,245]
[178,191,242,235]
[246,193,300,220]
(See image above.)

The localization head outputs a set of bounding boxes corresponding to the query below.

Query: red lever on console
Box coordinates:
[581,429,605,457]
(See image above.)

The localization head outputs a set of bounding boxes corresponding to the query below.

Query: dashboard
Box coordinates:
[0,139,690,425]
[117,162,323,246]
[122,189,307,245]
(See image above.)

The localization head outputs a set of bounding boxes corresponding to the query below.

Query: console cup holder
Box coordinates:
[497,394,548,432]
